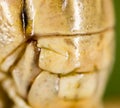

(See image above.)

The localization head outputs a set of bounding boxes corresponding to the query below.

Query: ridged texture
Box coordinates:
[0,0,115,108]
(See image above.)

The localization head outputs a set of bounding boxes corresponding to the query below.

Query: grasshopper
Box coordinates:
[0,0,115,108]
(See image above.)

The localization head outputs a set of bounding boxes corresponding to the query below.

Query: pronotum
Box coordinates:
[0,0,115,108]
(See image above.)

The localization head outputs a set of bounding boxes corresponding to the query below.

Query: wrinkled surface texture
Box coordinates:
[0,0,115,108]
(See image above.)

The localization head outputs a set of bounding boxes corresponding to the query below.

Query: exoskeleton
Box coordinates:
[0,0,115,108]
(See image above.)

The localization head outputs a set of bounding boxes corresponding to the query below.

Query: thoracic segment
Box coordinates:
[0,0,24,65]
[0,0,115,108]
[37,30,114,74]
[12,42,40,98]
[26,0,114,35]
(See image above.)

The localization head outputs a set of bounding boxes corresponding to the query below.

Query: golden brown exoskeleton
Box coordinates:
[0,0,115,108]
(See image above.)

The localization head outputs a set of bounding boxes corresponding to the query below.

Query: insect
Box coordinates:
[0,0,115,108]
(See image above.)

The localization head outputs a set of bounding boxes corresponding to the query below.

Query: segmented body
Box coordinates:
[0,0,115,108]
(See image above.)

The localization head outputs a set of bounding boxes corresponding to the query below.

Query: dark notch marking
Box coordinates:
[21,0,28,31]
